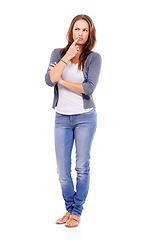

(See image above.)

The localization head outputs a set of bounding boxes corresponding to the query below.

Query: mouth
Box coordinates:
[78,38,83,41]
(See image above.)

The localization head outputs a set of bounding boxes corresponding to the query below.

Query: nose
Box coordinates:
[79,30,83,36]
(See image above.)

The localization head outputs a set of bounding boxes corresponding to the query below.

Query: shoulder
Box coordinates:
[88,51,102,61]
[49,48,62,63]
[51,48,62,57]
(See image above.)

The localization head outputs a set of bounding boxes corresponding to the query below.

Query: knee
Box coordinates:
[57,170,72,184]
[75,161,90,176]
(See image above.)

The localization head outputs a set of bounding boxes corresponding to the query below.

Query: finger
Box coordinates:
[72,38,79,45]
[76,46,80,52]
[50,62,57,66]
[49,63,56,70]
[49,66,54,70]
[49,63,56,67]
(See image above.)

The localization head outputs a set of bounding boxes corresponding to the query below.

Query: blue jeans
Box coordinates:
[55,109,97,217]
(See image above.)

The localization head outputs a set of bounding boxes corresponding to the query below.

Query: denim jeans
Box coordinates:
[55,109,97,217]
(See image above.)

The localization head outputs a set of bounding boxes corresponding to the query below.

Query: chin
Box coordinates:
[78,40,87,45]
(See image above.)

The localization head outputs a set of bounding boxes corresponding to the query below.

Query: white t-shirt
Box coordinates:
[56,61,93,115]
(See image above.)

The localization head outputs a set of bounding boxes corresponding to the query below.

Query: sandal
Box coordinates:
[65,214,80,228]
[56,212,71,224]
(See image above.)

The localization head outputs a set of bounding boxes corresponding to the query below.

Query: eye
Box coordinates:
[83,29,88,32]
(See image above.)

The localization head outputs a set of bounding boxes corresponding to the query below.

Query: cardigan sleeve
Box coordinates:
[45,49,61,87]
[82,53,102,96]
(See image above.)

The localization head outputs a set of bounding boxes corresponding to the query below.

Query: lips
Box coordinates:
[79,38,83,41]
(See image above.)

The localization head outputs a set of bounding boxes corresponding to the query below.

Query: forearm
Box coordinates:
[59,79,85,94]
[49,55,70,84]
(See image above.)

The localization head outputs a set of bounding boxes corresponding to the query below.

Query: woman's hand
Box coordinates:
[58,75,64,84]
[63,38,79,62]
[49,62,57,70]
[58,76,85,94]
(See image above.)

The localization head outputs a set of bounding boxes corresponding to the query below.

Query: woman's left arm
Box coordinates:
[58,78,85,94]
[82,53,102,96]
[58,53,102,95]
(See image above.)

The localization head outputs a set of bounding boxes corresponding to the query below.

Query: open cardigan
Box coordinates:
[45,48,102,109]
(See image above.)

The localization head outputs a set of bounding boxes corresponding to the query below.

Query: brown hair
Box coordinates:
[60,14,96,70]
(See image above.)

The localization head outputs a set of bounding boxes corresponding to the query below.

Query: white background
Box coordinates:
[0,0,151,239]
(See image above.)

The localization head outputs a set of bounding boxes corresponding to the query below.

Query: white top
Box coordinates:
[56,61,93,115]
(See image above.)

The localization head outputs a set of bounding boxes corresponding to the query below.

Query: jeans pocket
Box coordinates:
[83,108,96,116]
[56,112,62,117]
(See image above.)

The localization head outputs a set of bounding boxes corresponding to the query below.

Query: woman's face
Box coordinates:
[72,19,89,45]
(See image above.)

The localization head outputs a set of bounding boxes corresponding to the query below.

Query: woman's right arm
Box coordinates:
[49,54,70,84]
[46,38,79,86]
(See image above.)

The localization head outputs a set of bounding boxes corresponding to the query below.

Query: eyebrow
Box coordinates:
[75,27,89,30]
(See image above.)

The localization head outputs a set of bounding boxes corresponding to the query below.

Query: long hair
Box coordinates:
[60,14,96,70]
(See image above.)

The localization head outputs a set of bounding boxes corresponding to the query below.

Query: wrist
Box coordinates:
[62,54,70,63]
[58,78,65,85]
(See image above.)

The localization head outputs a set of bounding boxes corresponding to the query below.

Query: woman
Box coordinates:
[45,14,102,227]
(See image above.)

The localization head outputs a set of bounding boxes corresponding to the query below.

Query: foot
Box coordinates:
[56,212,71,224]
[65,214,80,228]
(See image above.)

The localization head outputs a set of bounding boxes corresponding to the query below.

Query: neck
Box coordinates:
[71,54,80,64]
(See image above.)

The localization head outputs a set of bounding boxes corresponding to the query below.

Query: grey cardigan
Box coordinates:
[45,48,102,109]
